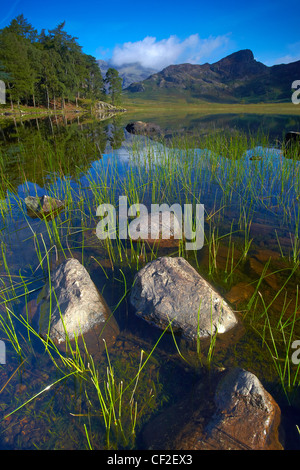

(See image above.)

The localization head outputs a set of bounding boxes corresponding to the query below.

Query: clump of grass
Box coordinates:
[1,122,300,447]
[0,236,172,449]
[252,285,300,402]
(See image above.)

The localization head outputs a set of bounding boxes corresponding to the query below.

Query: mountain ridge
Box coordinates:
[124,49,300,103]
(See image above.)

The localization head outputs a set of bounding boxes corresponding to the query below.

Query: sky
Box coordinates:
[1,0,300,70]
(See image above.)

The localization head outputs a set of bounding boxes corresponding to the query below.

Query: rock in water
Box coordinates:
[129,209,182,247]
[39,258,114,344]
[142,367,282,450]
[195,367,283,450]
[130,256,238,340]
[125,121,162,137]
[25,195,64,219]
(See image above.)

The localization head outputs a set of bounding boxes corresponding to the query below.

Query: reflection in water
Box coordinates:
[122,111,300,144]
[0,112,300,450]
[1,111,300,192]
[0,114,128,191]
[175,113,300,143]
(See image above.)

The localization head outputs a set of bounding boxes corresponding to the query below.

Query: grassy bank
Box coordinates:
[2,97,300,122]
[122,97,300,116]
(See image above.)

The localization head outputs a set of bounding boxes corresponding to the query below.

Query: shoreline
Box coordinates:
[0,100,127,120]
[122,99,300,116]
[1,99,300,122]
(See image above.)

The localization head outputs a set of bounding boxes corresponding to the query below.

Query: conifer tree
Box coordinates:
[105,68,123,105]
[0,15,107,109]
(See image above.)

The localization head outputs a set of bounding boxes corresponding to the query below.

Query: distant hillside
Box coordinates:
[97,60,156,89]
[124,50,300,103]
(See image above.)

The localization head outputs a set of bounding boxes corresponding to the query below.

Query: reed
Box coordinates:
[0,122,300,447]
[0,235,170,449]
[252,286,300,402]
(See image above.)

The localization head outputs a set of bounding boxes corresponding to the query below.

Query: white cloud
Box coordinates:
[110,33,231,70]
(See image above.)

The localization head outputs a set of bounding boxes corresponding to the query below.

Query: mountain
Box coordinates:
[124,50,300,103]
[97,59,156,89]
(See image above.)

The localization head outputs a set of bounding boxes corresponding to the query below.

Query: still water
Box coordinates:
[0,111,300,450]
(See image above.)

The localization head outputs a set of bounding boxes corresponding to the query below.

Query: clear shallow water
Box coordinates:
[0,112,300,449]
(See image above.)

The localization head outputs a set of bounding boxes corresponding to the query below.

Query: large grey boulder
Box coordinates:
[39,258,115,344]
[130,256,238,340]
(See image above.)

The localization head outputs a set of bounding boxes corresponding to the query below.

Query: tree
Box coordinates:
[105,68,122,105]
[46,22,80,108]
[0,15,111,109]
[0,30,35,108]
[84,55,105,102]
[0,16,40,108]
[7,14,38,42]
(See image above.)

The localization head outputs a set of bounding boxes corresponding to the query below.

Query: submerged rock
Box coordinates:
[177,368,283,450]
[142,367,282,450]
[38,258,118,345]
[130,256,238,340]
[129,209,182,247]
[225,281,255,306]
[25,195,64,219]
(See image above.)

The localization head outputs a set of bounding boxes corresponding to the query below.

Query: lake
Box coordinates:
[0,110,300,450]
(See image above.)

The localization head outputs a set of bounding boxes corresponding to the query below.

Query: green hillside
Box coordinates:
[124,49,300,104]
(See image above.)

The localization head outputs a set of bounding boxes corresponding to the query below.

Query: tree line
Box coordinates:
[0,15,123,110]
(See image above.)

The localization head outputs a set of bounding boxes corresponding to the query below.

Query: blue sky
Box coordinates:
[1,0,299,69]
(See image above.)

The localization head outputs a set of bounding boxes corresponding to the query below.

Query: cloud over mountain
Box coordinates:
[110,33,231,70]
